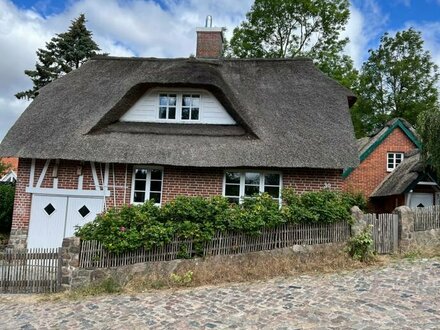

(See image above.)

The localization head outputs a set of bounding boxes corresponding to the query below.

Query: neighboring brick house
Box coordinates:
[0,22,358,249]
[343,118,439,212]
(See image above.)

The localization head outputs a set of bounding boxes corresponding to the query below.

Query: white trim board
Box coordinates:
[26,187,111,197]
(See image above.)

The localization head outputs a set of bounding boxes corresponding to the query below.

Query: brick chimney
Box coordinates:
[196,16,224,58]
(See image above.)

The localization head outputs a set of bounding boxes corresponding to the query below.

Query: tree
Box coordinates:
[418,108,440,175]
[229,0,358,88]
[16,14,101,100]
[0,159,11,176]
[356,28,439,135]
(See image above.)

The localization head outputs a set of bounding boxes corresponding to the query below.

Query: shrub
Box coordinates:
[76,190,363,253]
[282,189,356,224]
[0,183,15,233]
[75,201,173,253]
[346,225,375,262]
[228,193,284,235]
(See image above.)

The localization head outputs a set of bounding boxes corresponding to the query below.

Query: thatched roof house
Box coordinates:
[0,22,358,249]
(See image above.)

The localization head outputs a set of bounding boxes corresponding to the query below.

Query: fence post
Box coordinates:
[350,206,365,236]
[60,237,81,291]
[393,206,414,250]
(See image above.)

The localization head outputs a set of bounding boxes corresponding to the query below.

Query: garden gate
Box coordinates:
[364,213,399,254]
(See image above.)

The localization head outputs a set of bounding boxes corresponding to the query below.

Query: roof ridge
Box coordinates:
[90,55,314,62]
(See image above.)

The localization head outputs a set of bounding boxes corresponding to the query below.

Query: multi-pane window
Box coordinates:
[224,171,281,204]
[159,94,176,119]
[132,167,163,205]
[181,94,200,120]
[387,153,404,172]
[158,93,200,121]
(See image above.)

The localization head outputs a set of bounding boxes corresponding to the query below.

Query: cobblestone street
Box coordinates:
[1,259,440,329]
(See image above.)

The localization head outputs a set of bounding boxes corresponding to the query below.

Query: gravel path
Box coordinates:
[1,259,440,329]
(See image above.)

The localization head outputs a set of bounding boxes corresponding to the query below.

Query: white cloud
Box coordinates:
[342,0,388,68]
[0,0,253,141]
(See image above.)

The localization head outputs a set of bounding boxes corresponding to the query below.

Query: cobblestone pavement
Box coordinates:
[1,259,440,329]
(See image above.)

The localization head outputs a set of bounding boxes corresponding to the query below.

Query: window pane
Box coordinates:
[169,95,176,106]
[225,172,240,184]
[134,191,145,203]
[159,107,167,119]
[192,95,200,107]
[150,180,162,192]
[181,108,190,120]
[168,107,176,119]
[134,180,146,191]
[245,172,260,185]
[135,169,147,180]
[265,173,280,186]
[245,185,260,196]
[265,186,280,198]
[151,169,162,180]
[149,193,161,204]
[159,95,168,106]
[225,184,240,196]
[182,95,191,106]
[191,108,199,120]
[396,154,402,160]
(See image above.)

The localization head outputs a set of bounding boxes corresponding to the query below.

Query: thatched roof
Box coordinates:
[371,150,425,197]
[0,57,358,169]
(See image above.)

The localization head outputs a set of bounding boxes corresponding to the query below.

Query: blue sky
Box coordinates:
[1,0,440,140]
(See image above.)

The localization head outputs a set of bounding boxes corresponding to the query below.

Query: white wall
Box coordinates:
[120,88,236,125]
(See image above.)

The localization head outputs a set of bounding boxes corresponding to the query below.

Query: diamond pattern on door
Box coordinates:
[44,203,55,215]
[78,205,91,218]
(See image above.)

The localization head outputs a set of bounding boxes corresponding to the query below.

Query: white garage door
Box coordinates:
[409,193,434,209]
[28,195,104,248]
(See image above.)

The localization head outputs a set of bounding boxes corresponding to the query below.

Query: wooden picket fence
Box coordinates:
[413,205,440,231]
[364,213,399,254]
[79,222,350,268]
[0,248,61,293]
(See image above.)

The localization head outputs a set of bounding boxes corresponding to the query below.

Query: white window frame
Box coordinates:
[222,170,283,204]
[387,152,404,172]
[130,166,164,206]
[157,92,201,123]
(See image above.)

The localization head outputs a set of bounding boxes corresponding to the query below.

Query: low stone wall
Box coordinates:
[394,206,440,249]
[60,237,337,291]
[7,229,28,250]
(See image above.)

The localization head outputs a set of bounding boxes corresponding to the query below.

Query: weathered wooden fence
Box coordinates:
[79,222,350,268]
[364,213,399,254]
[413,205,440,231]
[0,248,61,293]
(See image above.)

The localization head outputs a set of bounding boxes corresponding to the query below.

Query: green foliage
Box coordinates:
[0,159,11,176]
[282,189,362,224]
[228,193,284,235]
[0,184,15,233]
[170,271,194,286]
[356,28,439,136]
[16,14,101,100]
[76,190,361,253]
[346,225,374,262]
[418,108,440,175]
[229,0,357,89]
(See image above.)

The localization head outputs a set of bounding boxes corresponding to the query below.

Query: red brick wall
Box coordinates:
[343,127,416,197]
[196,31,223,58]
[10,159,343,232]
[10,159,32,230]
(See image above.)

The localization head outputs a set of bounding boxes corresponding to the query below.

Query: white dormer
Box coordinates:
[120,88,236,125]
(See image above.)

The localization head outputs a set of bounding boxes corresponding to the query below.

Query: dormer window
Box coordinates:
[158,93,200,122]
[387,152,404,172]
[120,88,236,125]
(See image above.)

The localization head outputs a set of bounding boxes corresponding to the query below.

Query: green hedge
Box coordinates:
[75,189,366,253]
[0,183,15,233]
